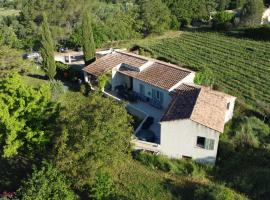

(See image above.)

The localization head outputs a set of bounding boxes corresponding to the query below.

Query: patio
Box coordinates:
[104,89,166,144]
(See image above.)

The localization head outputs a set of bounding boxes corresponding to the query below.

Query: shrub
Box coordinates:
[133,151,211,177]
[90,169,116,200]
[80,83,91,96]
[194,183,246,200]
[50,80,66,99]
[194,67,215,87]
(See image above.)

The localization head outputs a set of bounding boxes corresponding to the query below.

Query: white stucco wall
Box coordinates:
[262,8,270,24]
[160,119,220,164]
[133,78,172,109]
[225,97,236,123]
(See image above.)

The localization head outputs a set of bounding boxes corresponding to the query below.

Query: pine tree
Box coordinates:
[41,14,56,80]
[82,10,96,65]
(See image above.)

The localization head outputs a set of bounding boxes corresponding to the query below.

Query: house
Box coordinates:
[83,50,236,164]
[160,84,236,164]
[262,7,270,24]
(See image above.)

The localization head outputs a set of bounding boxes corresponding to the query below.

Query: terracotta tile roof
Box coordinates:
[118,62,191,90]
[83,51,193,90]
[161,84,235,133]
[83,51,148,77]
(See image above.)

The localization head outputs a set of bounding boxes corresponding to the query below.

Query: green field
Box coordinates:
[139,31,270,109]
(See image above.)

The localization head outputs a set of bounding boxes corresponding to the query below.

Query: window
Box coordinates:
[139,84,145,96]
[196,136,205,148]
[196,137,215,150]
[227,102,230,110]
[152,89,164,103]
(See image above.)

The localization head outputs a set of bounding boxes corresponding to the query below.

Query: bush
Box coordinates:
[50,80,66,99]
[194,183,246,200]
[80,83,91,96]
[133,151,211,177]
[90,169,116,200]
[194,66,215,87]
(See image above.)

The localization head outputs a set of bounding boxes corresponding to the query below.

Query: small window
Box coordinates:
[227,102,230,110]
[196,136,205,148]
[182,155,192,160]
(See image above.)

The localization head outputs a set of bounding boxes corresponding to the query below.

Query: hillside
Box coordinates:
[137,31,270,110]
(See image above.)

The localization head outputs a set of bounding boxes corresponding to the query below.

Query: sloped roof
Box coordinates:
[118,61,191,90]
[83,51,148,77]
[161,84,235,133]
[83,51,193,91]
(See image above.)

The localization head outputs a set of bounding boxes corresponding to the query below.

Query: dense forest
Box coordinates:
[0,0,270,199]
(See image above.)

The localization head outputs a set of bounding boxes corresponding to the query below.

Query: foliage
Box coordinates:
[50,79,66,100]
[53,92,133,188]
[0,25,20,48]
[82,10,96,65]
[194,183,246,200]
[90,169,116,200]
[97,73,110,91]
[194,67,215,87]
[18,162,76,200]
[232,116,270,148]
[163,0,214,26]
[40,14,56,80]
[216,138,270,199]
[241,0,265,26]
[214,11,235,23]
[56,61,69,72]
[139,0,171,34]
[133,151,211,177]
[139,31,270,110]
[0,74,57,158]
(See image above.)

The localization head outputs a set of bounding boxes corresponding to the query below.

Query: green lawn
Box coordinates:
[136,31,270,110]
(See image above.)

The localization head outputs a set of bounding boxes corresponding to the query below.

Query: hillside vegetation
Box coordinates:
[138,31,270,110]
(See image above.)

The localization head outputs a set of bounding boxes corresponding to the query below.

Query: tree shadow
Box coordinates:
[214,141,270,200]
[27,73,48,80]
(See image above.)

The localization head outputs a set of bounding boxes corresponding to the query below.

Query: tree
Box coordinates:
[194,67,215,87]
[0,74,57,158]
[90,169,116,200]
[18,162,76,200]
[233,117,270,148]
[241,0,265,26]
[82,10,96,65]
[53,92,133,188]
[40,14,56,80]
[139,0,171,34]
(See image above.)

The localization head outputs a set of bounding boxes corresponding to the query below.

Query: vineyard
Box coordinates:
[139,31,270,109]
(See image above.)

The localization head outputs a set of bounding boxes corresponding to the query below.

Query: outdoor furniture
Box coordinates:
[142,116,154,129]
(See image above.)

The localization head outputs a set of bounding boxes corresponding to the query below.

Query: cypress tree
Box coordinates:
[241,0,265,26]
[41,14,56,80]
[82,10,96,65]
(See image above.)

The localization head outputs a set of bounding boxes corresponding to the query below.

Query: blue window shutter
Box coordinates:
[160,92,164,104]
[152,89,156,99]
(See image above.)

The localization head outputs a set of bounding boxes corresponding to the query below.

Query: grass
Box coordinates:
[134,31,270,110]
[110,154,247,200]
[0,8,20,18]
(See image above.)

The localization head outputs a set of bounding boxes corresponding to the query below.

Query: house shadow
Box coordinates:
[27,73,48,80]
[162,177,205,200]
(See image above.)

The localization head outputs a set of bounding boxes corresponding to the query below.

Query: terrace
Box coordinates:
[104,87,166,145]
